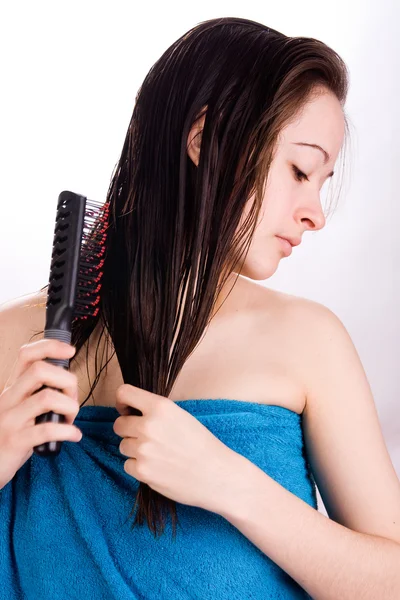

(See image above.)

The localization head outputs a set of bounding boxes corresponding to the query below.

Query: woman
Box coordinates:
[1,16,400,600]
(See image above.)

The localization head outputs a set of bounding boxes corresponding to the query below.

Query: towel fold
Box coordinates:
[0,399,317,599]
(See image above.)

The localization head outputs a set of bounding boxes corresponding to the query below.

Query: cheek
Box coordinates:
[234,192,257,238]
[247,189,269,231]
[253,192,275,234]
[261,183,293,227]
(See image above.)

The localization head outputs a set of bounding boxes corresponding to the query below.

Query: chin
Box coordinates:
[237,259,280,281]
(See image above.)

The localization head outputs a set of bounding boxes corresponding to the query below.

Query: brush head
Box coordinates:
[73,198,110,322]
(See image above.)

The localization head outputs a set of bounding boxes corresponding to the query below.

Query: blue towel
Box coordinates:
[0,399,318,599]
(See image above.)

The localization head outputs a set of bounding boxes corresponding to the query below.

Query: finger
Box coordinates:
[22,387,80,426]
[22,421,83,454]
[113,415,142,438]
[4,339,76,390]
[3,360,78,412]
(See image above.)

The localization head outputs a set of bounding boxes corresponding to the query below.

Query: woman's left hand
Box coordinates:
[113,384,240,514]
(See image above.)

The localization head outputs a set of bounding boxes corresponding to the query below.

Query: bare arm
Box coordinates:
[0,291,45,391]
[214,299,400,599]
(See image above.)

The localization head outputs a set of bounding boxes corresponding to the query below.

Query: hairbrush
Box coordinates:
[33,190,110,457]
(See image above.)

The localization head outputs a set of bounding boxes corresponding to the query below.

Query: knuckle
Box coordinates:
[135,460,147,479]
[138,419,151,437]
[37,388,55,406]
[143,417,158,437]
[137,441,150,458]
[116,385,127,401]
[18,344,29,359]
[32,360,46,378]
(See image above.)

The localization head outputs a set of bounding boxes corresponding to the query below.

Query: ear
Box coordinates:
[187,105,207,167]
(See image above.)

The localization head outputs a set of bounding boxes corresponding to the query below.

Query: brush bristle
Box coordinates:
[73,200,110,320]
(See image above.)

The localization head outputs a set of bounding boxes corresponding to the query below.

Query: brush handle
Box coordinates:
[33,329,73,457]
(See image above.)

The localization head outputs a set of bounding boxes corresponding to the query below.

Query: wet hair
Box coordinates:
[33,16,351,539]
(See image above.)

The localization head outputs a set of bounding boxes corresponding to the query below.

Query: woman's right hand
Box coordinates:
[0,338,83,490]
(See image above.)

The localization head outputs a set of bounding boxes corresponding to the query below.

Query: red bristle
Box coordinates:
[73,200,110,322]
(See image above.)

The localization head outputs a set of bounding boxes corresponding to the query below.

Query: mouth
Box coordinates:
[276,236,293,255]
[277,236,301,247]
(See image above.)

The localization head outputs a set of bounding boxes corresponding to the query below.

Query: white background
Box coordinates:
[0,1,398,517]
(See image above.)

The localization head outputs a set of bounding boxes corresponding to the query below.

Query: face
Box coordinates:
[187,89,345,283]
[234,90,345,280]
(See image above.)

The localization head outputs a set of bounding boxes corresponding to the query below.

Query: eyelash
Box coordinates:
[292,165,309,182]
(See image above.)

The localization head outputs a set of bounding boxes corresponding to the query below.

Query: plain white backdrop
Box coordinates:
[0,1,398,517]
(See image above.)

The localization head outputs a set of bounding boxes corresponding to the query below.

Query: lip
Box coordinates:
[276,236,293,256]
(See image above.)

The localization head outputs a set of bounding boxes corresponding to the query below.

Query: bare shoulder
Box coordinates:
[276,289,344,326]
[277,292,360,409]
[283,292,350,347]
[272,288,350,354]
[256,284,352,389]
[0,288,47,390]
[251,282,337,328]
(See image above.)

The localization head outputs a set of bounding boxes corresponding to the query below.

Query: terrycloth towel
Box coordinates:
[0,399,318,599]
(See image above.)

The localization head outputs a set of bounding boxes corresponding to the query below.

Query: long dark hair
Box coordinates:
[32,16,351,539]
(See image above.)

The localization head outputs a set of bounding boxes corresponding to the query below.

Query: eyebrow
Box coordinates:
[292,142,334,177]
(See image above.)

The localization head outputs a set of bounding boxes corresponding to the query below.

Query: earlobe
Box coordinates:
[187,106,207,167]
[187,125,203,167]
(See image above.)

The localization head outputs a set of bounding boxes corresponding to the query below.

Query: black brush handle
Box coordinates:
[34,329,72,457]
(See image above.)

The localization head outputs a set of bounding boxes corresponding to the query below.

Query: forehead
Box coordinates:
[279,92,345,163]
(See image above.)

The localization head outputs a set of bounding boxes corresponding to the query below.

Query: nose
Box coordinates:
[299,194,326,233]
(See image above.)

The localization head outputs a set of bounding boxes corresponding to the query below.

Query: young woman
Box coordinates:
[1,16,400,600]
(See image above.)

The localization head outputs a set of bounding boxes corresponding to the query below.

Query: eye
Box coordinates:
[292,165,309,183]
